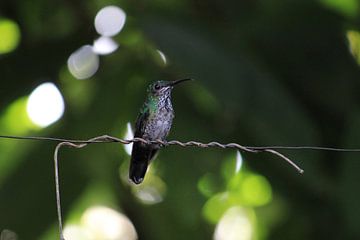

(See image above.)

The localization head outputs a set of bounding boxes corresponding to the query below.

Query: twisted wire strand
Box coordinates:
[2,134,360,152]
[49,135,305,240]
[3,134,360,240]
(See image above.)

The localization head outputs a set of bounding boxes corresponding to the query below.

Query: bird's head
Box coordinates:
[147,78,192,97]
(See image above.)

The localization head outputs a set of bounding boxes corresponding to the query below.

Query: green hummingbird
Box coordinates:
[129,78,192,184]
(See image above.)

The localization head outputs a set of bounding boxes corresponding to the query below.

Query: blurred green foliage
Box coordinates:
[0,18,20,54]
[1,0,360,239]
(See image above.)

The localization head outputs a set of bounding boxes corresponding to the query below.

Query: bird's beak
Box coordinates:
[169,78,193,87]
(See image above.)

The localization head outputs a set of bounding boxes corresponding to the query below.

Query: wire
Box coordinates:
[245,146,360,152]
[2,134,360,240]
[1,134,360,152]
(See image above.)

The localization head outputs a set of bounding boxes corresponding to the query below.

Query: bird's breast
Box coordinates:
[145,108,174,140]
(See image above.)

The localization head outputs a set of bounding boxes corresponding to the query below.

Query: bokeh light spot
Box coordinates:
[81,206,137,240]
[235,151,243,173]
[26,82,65,127]
[0,19,21,54]
[156,49,167,65]
[63,225,91,240]
[123,122,134,155]
[214,207,253,240]
[94,6,126,37]
[67,45,99,80]
[0,229,18,240]
[93,36,119,55]
[131,174,166,204]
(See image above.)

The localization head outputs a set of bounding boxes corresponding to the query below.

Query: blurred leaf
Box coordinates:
[347,30,360,65]
[228,172,272,207]
[198,173,222,198]
[0,19,21,54]
[1,97,38,134]
[221,153,245,182]
[202,192,234,224]
[320,0,359,18]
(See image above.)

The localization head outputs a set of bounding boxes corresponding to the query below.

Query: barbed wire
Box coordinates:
[3,134,360,240]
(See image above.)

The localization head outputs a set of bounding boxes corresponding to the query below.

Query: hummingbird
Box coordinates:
[129,78,192,184]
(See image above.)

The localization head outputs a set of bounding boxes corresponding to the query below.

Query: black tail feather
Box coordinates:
[129,160,149,184]
[129,142,158,184]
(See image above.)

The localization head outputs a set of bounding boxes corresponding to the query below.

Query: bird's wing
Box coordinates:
[134,106,149,138]
[132,105,159,160]
[130,107,154,184]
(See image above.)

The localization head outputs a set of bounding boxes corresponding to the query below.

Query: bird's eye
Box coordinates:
[154,84,161,90]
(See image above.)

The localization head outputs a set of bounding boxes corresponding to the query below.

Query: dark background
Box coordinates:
[1,0,360,239]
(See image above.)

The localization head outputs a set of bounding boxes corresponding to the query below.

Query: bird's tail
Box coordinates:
[129,160,149,184]
[129,143,158,184]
